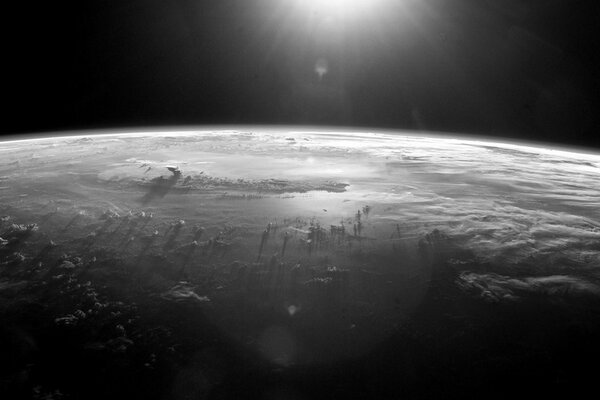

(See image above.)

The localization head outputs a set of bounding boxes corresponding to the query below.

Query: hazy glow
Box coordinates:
[295,0,389,19]
[304,0,371,10]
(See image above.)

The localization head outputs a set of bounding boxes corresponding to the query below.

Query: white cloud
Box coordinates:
[457,272,600,303]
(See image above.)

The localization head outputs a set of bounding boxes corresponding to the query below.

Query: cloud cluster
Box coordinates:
[3,130,600,295]
[456,272,600,303]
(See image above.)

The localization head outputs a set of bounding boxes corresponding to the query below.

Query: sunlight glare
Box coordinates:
[299,0,381,17]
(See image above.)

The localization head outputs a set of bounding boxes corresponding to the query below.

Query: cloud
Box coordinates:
[456,272,600,303]
[4,130,600,281]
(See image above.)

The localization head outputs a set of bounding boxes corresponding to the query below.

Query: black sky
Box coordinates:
[3,0,599,147]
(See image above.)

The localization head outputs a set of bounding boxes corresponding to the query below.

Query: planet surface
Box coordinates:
[2,129,600,399]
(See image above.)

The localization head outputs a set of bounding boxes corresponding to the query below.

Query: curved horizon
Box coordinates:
[2,124,600,159]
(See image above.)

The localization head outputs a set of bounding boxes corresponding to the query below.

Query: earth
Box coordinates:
[2,128,600,399]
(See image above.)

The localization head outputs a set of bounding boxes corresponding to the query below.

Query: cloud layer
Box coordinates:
[3,129,600,300]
